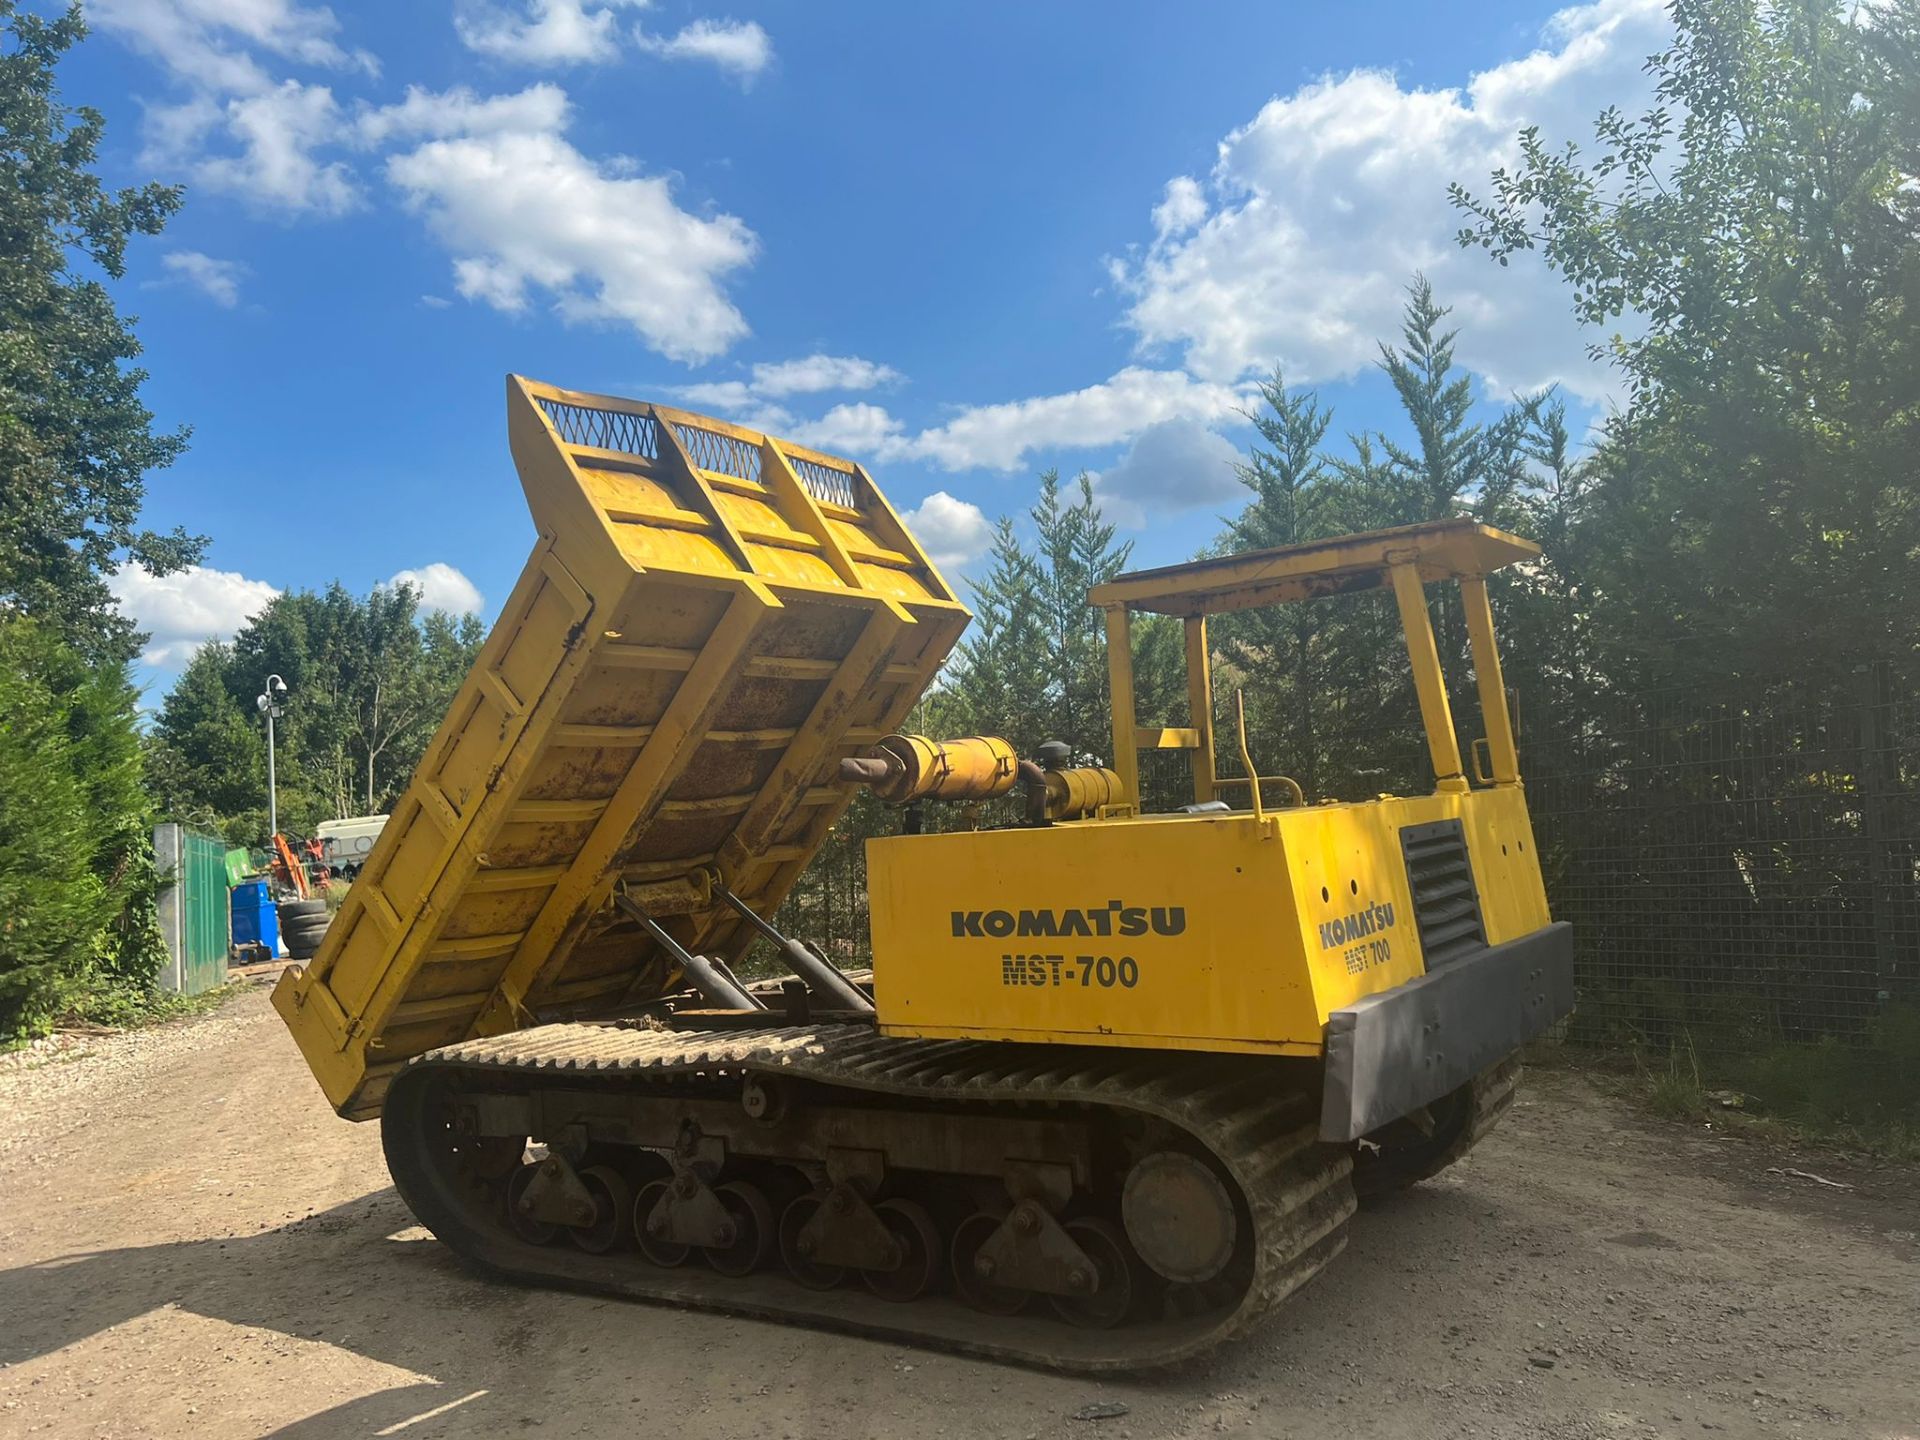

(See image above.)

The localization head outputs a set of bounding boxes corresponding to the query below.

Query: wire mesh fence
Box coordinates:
[1524,665,1919,1061]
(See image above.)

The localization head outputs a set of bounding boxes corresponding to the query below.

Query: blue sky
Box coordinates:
[75,0,1670,698]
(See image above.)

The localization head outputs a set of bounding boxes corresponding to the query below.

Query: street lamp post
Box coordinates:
[256,674,288,839]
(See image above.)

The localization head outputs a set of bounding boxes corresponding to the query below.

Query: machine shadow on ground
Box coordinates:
[0,1178,1507,1436]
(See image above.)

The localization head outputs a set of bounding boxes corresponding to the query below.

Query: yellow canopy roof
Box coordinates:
[1088,518,1540,618]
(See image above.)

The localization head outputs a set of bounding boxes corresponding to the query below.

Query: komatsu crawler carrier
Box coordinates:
[274,377,1574,1370]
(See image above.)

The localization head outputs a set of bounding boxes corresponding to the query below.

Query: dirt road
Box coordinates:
[1,984,1914,1439]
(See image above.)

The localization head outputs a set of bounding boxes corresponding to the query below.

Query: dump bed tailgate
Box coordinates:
[274,378,968,1118]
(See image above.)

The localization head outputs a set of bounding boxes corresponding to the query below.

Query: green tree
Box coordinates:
[1211,284,1539,800]
[1212,369,1337,794]
[1452,0,1920,689]
[144,643,262,832]
[0,618,106,1033]
[939,516,1053,752]
[1498,398,1599,722]
[0,616,162,1036]
[1375,277,1538,529]
[1030,471,1134,760]
[940,473,1141,762]
[0,4,200,663]
[0,5,190,1036]
[1370,277,1539,741]
[151,584,487,843]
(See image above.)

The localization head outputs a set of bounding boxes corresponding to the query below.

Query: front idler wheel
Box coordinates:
[862,1198,942,1302]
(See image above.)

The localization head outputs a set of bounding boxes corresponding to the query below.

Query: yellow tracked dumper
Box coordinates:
[274,377,1573,1370]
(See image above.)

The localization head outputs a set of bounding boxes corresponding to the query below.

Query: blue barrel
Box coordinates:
[230,879,279,954]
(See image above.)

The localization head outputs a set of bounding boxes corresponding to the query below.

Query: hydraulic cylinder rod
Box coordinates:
[613,893,765,1011]
[837,734,1019,804]
[716,886,874,1014]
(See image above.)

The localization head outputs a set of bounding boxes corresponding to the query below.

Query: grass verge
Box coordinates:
[63,977,244,1030]
[1608,1011,1920,1162]
[2,978,248,1056]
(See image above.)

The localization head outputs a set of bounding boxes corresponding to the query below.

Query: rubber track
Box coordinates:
[1403,1051,1524,1188]
[385,1022,1357,1372]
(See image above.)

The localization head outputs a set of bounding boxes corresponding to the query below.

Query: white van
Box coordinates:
[316,814,388,878]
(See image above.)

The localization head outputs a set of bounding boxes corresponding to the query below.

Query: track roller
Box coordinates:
[570,1165,632,1254]
[950,1212,1030,1316]
[1122,1150,1237,1283]
[1048,1218,1136,1329]
[634,1180,692,1267]
[706,1181,776,1277]
[778,1194,846,1291]
[862,1199,941,1302]
[505,1162,559,1246]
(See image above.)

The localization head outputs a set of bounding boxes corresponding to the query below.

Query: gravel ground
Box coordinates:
[0,982,1915,1439]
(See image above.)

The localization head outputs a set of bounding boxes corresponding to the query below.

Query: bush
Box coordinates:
[0,617,168,1038]
[1623,1008,1920,1158]
[1730,1006,1920,1138]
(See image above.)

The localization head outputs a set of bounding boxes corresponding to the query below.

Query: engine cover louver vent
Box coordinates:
[1399,819,1488,970]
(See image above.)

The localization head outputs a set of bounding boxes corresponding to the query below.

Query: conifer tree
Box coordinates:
[1030,472,1133,760]
[941,516,1053,753]
[1375,277,1537,527]
[1213,370,1336,795]
[941,473,1139,762]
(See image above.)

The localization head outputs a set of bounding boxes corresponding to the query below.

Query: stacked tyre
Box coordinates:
[277,898,332,961]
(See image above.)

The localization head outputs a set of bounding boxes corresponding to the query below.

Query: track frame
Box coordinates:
[383,1020,1358,1372]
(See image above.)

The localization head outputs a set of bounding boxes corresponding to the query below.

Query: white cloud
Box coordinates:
[1114,0,1668,402]
[140,95,226,165]
[1090,418,1245,528]
[160,250,246,306]
[669,352,901,430]
[674,379,759,412]
[751,0,1661,479]
[385,115,756,361]
[749,354,900,397]
[1152,175,1208,237]
[900,492,993,572]
[95,0,376,218]
[102,15,266,97]
[354,83,570,147]
[720,367,1248,475]
[191,80,360,216]
[89,0,375,93]
[109,563,280,668]
[901,367,1250,472]
[385,563,484,616]
[97,2,765,361]
[634,18,772,81]
[666,382,798,438]
[787,402,909,458]
[455,0,650,66]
